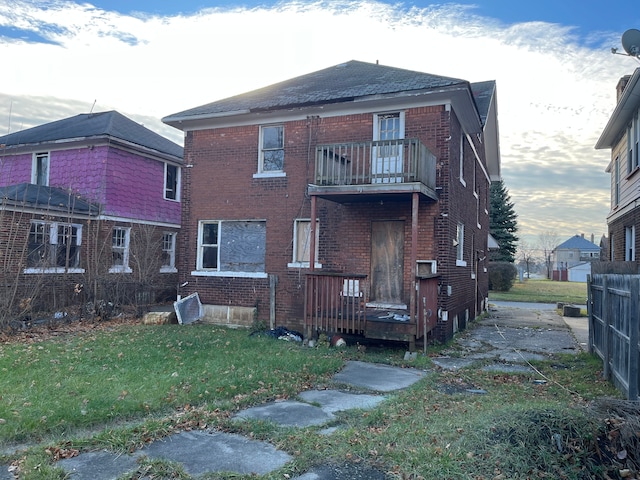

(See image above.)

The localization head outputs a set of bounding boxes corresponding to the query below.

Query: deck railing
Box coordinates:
[304,272,368,335]
[314,138,436,189]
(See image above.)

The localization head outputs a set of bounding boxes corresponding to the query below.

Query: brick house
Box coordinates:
[596,68,640,266]
[0,111,183,318]
[163,60,500,345]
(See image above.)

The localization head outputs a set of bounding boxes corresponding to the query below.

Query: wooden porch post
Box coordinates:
[410,192,418,324]
[310,195,317,272]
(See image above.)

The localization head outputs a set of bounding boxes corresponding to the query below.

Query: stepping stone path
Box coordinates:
[2,361,425,480]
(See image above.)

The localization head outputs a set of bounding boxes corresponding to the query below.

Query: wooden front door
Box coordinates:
[370,220,404,305]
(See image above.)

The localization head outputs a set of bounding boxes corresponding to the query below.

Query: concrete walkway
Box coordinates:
[44,362,424,480]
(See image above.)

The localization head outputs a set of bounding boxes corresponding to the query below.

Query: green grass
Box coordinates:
[0,319,623,480]
[490,278,588,304]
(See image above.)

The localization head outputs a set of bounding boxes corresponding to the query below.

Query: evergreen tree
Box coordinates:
[489,179,519,263]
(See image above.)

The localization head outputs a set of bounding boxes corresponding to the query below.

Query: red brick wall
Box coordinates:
[180,106,491,341]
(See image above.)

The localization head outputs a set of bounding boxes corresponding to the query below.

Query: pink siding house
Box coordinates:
[0,111,183,321]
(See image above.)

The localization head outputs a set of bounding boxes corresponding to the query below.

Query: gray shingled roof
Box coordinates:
[555,235,600,251]
[164,60,470,121]
[0,183,100,215]
[0,111,183,159]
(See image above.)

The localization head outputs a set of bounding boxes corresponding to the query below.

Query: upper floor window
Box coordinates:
[614,156,620,206]
[257,125,284,175]
[456,222,466,266]
[32,152,49,186]
[110,226,131,273]
[26,221,82,273]
[164,164,180,201]
[161,232,177,273]
[459,135,466,186]
[195,220,266,277]
[628,112,640,174]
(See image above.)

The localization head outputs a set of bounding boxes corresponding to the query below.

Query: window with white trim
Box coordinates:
[26,221,82,272]
[614,156,620,206]
[161,232,177,272]
[459,135,465,185]
[289,219,319,268]
[164,163,180,201]
[628,112,639,174]
[32,152,49,186]
[110,227,131,273]
[456,222,466,266]
[625,225,635,261]
[196,220,266,275]
[258,125,284,174]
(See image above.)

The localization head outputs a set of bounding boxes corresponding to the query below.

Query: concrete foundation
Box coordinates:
[201,305,256,328]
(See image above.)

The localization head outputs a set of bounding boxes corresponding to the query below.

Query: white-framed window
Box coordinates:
[164,163,180,201]
[194,220,267,277]
[459,134,466,186]
[110,226,132,273]
[32,152,49,186]
[627,112,639,174]
[160,232,177,273]
[614,156,620,206]
[255,125,285,176]
[610,233,615,261]
[25,220,83,273]
[456,222,466,266]
[288,219,320,268]
[625,226,635,261]
[372,111,405,183]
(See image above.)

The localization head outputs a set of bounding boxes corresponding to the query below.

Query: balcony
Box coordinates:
[308,139,438,202]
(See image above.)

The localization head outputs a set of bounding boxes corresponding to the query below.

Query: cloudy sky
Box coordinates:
[0,0,638,247]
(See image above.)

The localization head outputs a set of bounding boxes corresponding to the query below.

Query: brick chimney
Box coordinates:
[617,75,632,102]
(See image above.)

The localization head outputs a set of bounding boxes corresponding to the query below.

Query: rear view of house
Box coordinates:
[0,111,183,321]
[163,60,500,345]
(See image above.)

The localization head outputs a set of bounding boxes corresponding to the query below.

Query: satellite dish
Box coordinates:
[621,28,640,56]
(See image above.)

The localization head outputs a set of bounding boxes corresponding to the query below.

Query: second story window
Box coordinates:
[164,164,180,201]
[32,152,49,186]
[628,112,640,174]
[456,222,466,266]
[110,227,131,273]
[258,125,284,174]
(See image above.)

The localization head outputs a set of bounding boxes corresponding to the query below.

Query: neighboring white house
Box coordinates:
[551,234,600,282]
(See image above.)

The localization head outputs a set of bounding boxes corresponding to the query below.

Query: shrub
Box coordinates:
[489,261,517,291]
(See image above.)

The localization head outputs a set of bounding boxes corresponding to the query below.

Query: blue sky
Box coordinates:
[0,0,638,249]
[86,0,638,38]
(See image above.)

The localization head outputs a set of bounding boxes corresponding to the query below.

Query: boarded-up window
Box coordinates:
[220,221,266,272]
[293,219,319,264]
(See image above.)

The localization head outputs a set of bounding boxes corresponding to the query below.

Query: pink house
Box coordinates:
[0,111,183,321]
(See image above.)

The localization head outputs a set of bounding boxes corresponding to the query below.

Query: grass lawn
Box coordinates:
[489,278,588,305]
[0,311,630,480]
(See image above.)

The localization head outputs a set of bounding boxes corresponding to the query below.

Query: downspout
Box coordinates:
[410,192,418,331]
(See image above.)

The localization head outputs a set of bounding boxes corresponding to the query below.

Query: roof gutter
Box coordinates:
[595,67,640,150]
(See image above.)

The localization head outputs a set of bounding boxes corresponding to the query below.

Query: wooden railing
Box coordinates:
[304,272,368,335]
[314,138,436,189]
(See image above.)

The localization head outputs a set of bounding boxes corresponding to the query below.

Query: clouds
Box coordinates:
[0,0,634,243]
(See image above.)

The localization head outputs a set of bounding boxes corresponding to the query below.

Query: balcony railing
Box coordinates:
[314,139,436,190]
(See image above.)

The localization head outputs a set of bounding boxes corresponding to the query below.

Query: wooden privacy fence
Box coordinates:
[588,274,640,400]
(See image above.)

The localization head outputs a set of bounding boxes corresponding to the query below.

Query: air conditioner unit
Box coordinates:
[417,260,437,277]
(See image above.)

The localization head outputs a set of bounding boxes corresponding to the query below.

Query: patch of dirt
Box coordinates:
[0,313,140,345]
